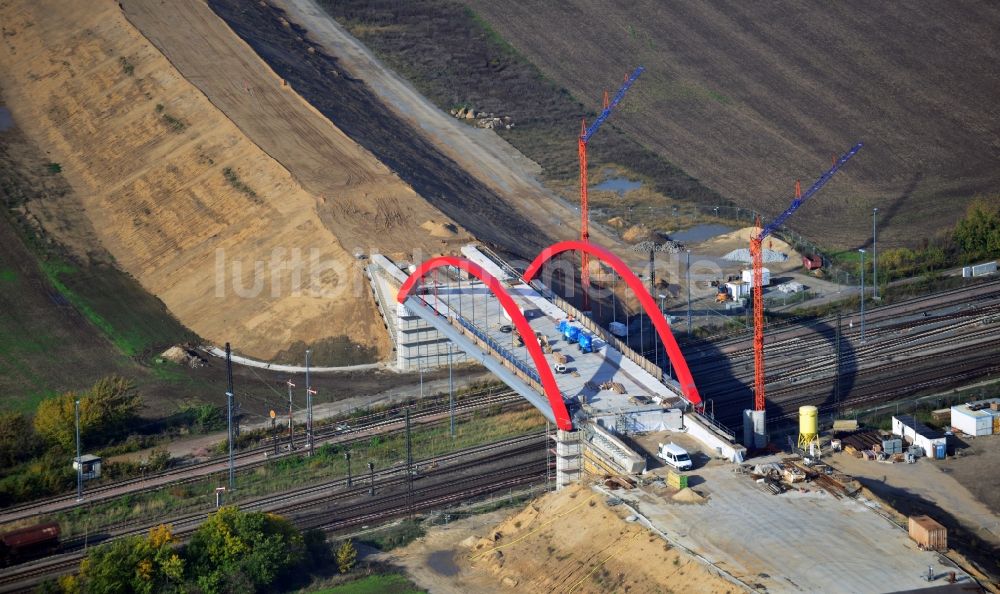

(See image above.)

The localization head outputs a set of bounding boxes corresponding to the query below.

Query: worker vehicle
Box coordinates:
[657,443,692,471]
[0,522,60,566]
[578,333,594,353]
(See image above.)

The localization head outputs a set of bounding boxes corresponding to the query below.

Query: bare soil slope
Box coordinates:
[463,0,1000,249]
[0,0,454,361]
[122,0,469,257]
[455,484,736,593]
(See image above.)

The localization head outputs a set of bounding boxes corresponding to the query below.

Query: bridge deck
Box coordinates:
[395,247,684,422]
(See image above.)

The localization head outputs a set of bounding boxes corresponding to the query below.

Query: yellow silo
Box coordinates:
[797,405,818,449]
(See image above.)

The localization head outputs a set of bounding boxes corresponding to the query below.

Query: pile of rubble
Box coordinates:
[723,247,788,263]
[449,106,514,130]
[739,457,860,498]
[160,345,207,368]
[629,240,682,254]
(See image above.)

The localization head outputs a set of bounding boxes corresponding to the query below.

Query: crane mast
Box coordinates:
[579,66,644,309]
[751,142,863,421]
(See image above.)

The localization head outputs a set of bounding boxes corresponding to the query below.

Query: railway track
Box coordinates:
[0,433,549,592]
[685,278,1000,357]
[688,282,1000,429]
[0,388,522,525]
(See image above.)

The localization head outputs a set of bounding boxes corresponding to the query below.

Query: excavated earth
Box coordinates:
[0,0,488,361]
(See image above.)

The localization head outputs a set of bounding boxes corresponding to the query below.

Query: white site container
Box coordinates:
[971,261,997,277]
[741,268,771,287]
[726,282,751,298]
[951,405,993,436]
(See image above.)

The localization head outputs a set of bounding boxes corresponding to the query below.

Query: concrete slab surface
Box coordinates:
[632,459,971,593]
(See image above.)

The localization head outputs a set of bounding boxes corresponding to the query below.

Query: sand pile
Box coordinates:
[459,484,734,593]
[672,487,707,504]
[622,224,656,243]
[421,219,459,238]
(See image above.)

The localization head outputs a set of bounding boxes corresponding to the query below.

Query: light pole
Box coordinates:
[686,250,692,334]
[75,398,82,502]
[345,451,352,487]
[858,248,866,343]
[658,294,671,378]
[448,346,455,438]
[872,207,879,300]
[656,294,665,368]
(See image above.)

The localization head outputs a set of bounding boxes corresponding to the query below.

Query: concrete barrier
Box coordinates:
[685,413,746,463]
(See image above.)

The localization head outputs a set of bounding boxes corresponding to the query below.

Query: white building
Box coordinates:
[892,415,947,459]
[741,268,771,287]
[950,399,1000,436]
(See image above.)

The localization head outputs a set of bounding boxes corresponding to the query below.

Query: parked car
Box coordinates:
[657,443,693,471]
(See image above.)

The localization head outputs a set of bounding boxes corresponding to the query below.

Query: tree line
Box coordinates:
[46,506,355,594]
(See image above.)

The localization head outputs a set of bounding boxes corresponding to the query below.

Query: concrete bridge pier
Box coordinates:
[554,429,581,489]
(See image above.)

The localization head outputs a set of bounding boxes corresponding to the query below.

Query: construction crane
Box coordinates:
[748,142,863,441]
[578,66,644,309]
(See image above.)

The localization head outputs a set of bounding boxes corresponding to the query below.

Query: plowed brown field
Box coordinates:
[463,0,1000,249]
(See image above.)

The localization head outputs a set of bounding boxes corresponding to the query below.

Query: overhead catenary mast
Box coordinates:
[305,349,315,456]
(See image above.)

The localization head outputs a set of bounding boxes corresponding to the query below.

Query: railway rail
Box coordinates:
[0,388,522,525]
[690,282,1000,430]
[0,433,549,592]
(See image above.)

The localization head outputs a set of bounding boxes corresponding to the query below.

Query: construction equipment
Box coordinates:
[749,143,863,430]
[578,67,644,309]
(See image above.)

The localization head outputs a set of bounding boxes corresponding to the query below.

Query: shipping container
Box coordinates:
[802,254,823,270]
[908,515,947,551]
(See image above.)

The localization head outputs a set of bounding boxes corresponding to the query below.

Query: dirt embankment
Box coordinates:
[397,484,736,593]
[0,0,461,361]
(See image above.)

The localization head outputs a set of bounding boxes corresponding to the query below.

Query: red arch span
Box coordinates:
[523,240,703,407]
[397,256,573,430]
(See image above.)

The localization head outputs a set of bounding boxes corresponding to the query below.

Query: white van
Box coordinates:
[657,443,692,471]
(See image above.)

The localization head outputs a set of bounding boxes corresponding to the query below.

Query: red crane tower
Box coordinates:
[578,67,644,309]
[747,142,863,446]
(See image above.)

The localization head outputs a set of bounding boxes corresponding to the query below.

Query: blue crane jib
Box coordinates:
[756,142,864,242]
[581,66,645,143]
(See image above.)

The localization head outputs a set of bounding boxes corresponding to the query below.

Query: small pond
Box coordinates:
[0,107,13,132]
[670,223,735,244]
[592,176,643,196]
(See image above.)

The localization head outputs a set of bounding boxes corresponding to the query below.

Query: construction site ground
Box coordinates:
[388,484,737,594]
[622,430,970,593]
[828,436,1000,582]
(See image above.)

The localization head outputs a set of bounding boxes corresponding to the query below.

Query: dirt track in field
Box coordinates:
[463,0,1000,249]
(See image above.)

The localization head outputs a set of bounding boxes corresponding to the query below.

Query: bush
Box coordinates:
[186,507,305,593]
[335,539,357,574]
[34,376,141,451]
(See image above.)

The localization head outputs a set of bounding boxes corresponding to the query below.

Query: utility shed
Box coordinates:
[892,415,947,459]
[73,454,102,480]
[951,399,1000,436]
